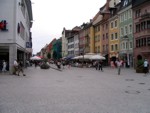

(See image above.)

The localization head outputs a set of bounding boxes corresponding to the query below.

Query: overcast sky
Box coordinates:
[31,0,106,54]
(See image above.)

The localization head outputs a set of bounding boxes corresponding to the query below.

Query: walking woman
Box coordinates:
[2,60,7,72]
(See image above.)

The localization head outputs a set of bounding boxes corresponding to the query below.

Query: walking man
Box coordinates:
[116,59,122,75]
[143,59,149,76]
[17,61,26,76]
[98,60,103,72]
[13,59,18,75]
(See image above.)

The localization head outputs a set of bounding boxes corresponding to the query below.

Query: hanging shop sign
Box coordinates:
[0,20,8,31]
[17,23,20,34]
[26,42,32,48]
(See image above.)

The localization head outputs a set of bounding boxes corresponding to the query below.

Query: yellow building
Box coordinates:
[89,25,94,53]
[109,15,120,60]
[92,12,103,54]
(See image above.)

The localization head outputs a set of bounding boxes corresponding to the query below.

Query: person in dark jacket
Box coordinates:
[17,61,26,76]
[98,60,103,72]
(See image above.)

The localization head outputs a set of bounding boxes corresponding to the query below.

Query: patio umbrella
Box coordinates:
[90,54,106,60]
[30,56,41,60]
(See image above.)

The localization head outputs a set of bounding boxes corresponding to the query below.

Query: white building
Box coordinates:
[74,34,79,56]
[61,28,68,58]
[0,0,33,73]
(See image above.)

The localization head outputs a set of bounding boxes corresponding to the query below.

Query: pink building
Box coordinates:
[133,0,150,64]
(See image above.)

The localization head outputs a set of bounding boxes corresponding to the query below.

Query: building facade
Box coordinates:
[92,12,102,54]
[108,3,120,62]
[99,0,110,65]
[61,28,68,58]
[0,0,33,73]
[132,0,150,65]
[118,0,133,67]
[74,34,80,56]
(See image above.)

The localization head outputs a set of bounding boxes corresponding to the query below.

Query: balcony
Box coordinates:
[141,13,150,20]
[102,50,109,54]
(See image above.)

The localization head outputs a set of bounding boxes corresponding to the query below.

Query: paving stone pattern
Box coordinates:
[0,66,150,113]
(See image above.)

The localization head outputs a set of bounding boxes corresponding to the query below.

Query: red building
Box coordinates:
[99,0,110,66]
[133,0,150,64]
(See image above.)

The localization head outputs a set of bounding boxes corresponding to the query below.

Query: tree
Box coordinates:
[53,51,57,59]
[47,52,51,59]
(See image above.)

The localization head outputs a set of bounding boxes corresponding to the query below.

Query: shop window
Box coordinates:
[147,20,150,29]
[147,37,150,46]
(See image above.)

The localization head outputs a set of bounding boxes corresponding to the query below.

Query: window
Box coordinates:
[103,25,104,30]
[120,15,122,22]
[120,27,124,36]
[147,20,150,29]
[124,11,127,20]
[124,26,128,35]
[147,37,150,46]
[123,0,128,7]
[123,42,125,49]
[143,38,146,46]
[111,34,114,40]
[98,46,100,53]
[115,44,118,51]
[95,36,97,42]
[136,24,140,32]
[95,47,97,53]
[103,34,105,40]
[111,22,113,28]
[20,22,25,40]
[111,45,114,51]
[106,24,108,29]
[106,44,108,52]
[135,9,141,18]
[128,9,132,18]
[129,24,132,34]
[115,33,118,39]
[141,21,146,30]
[126,42,128,49]
[98,25,100,31]
[106,33,108,39]
[20,0,25,17]
[129,41,133,48]
[136,40,138,47]
[120,14,124,22]
[103,45,105,52]
[115,20,117,27]
[98,35,100,41]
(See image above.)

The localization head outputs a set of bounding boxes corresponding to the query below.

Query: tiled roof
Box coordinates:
[132,0,149,7]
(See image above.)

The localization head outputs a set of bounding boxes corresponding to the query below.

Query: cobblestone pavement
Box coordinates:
[0,65,150,113]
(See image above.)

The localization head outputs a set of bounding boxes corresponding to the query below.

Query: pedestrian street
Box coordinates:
[0,66,150,113]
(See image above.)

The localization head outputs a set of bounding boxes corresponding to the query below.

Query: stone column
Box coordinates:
[9,44,17,74]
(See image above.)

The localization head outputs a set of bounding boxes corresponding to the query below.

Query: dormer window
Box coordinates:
[123,0,128,7]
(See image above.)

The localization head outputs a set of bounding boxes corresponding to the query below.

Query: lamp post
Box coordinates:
[81,34,90,67]
[125,35,130,67]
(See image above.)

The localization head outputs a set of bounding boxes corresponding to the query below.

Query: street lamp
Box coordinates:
[124,35,130,67]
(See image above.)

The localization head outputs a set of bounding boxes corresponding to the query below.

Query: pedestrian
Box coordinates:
[0,60,3,71]
[67,61,71,69]
[13,59,18,75]
[2,60,7,72]
[62,60,65,69]
[57,61,61,69]
[143,59,149,76]
[17,61,26,76]
[98,60,103,71]
[34,61,38,68]
[94,61,98,70]
[110,60,115,69]
[115,59,122,75]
